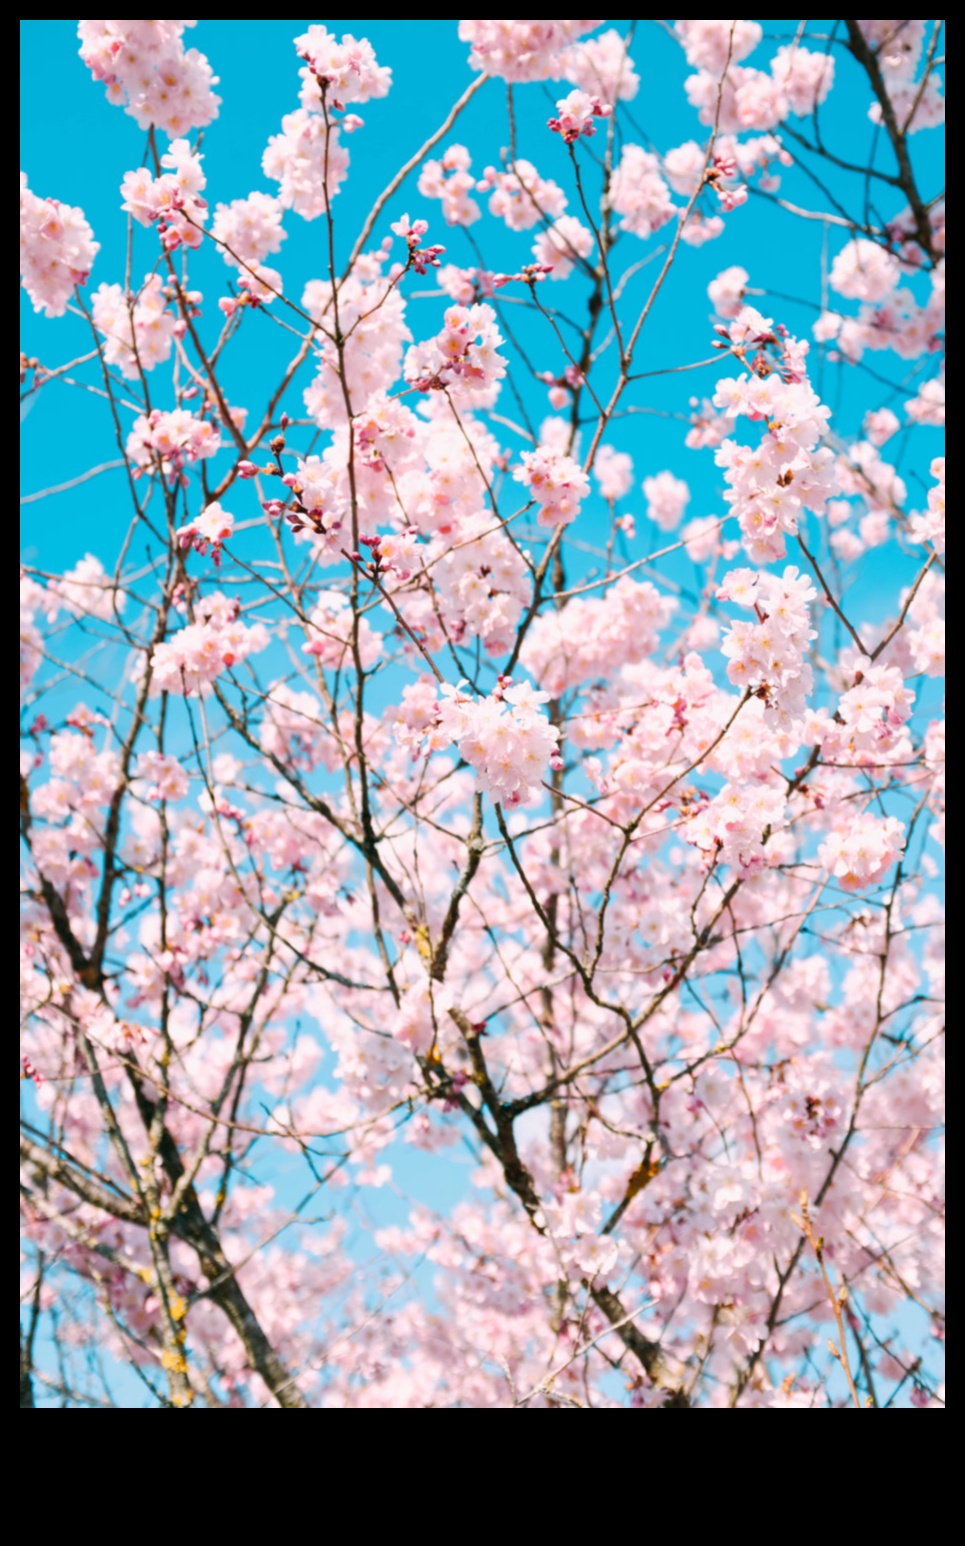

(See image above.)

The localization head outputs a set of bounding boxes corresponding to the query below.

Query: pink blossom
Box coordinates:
[513,447,589,529]
[459,20,603,83]
[135,752,190,803]
[176,502,235,558]
[295,25,391,108]
[302,255,411,428]
[404,303,506,401]
[594,445,633,503]
[830,239,901,303]
[120,140,208,252]
[302,590,381,672]
[682,515,722,563]
[819,813,905,890]
[553,28,639,104]
[49,554,121,622]
[663,140,707,197]
[435,679,559,805]
[436,264,478,305]
[531,215,593,280]
[643,470,690,532]
[675,20,763,73]
[708,265,750,320]
[609,145,675,239]
[908,457,945,554]
[522,576,675,695]
[479,159,567,231]
[391,970,451,1055]
[390,213,445,274]
[127,408,221,477]
[905,369,945,428]
[859,20,944,133]
[711,329,837,563]
[148,592,268,695]
[211,192,286,270]
[679,210,725,246]
[548,88,611,144]
[20,174,99,317]
[770,44,835,115]
[862,407,900,447]
[92,274,175,378]
[77,20,221,137]
[418,145,481,227]
[263,111,350,219]
[717,565,817,727]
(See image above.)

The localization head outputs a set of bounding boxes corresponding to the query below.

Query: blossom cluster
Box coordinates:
[531,214,594,280]
[610,145,676,240]
[20,175,99,317]
[478,157,567,231]
[434,678,560,805]
[909,457,945,554]
[677,19,835,134]
[553,27,639,104]
[302,590,381,672]
[522,576,676,696]
[294,25,392,109]
[92,274,176,378]
[211,192,287,271]
[302,254,410,429]
[819,812,906,891]
[176,502,235,560]
[126,408,221,476]
[814,235,944,373]
[148,592,268,695]
[458,20,602,83]
[120,140,208,251]
[77,19,221,137]
[417,145,481,228]
[713,308,838,563]
[643,470,691,532]
[513,446,589,529]
[858,19,944,133]
[717,565,816,727]
[404,303,507,400]
[594,445,634,502]
[548,88,611,144]
[263,112,349,219]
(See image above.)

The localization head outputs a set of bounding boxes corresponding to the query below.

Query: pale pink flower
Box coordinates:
[610,145,675,239]
[92,274,175,378]
[548,88,611,144]
[459,20,603,83]
[514,447,589,529]
[594,445,633,502]
[295,25,391,107]
[20,174,99,317]
[531,215,593,280]
[77,20,220,137]
[819,813,905,890]
[643,471,690,532]
[553,28,639,104]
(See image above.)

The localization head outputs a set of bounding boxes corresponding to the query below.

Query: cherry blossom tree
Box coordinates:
[20,19,944,1409]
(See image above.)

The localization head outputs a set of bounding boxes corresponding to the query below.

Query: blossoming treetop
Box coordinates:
[20,19,944,1409]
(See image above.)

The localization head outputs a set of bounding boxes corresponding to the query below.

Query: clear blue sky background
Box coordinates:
[21,20,943,1405]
